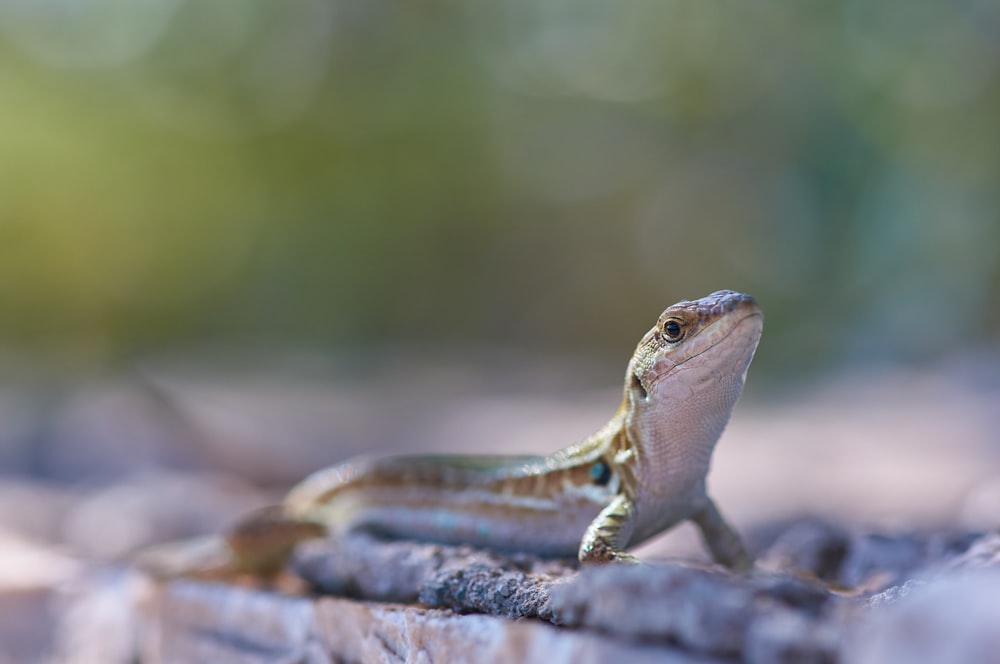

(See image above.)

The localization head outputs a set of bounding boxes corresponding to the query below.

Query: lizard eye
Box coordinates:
[662,320,684,341]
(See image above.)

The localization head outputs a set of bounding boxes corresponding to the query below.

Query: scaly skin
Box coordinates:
[145,290,762,577]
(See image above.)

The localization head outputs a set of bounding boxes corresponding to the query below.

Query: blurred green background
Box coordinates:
[1,0,998,379]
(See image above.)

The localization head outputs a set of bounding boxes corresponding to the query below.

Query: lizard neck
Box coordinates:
[624,365,746,500]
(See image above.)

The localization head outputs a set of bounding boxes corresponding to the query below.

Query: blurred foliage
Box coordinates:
[0,0,998,376]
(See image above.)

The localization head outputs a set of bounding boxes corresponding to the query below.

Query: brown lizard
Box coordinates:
[144,290,762,576]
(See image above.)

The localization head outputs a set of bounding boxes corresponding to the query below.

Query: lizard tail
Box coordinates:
[135,505,325,580]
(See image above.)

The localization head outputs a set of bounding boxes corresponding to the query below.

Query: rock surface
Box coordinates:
[2,365,999,661]
[848,569,1000,664]
[0,530,82,664]
[294,534,570,618]
[139,581,702,664]
[47,522,1000,663]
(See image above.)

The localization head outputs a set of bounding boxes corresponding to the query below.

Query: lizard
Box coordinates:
[144,290,762,577]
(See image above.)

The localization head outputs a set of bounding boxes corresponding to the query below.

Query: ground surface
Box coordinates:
[1,356,999,662]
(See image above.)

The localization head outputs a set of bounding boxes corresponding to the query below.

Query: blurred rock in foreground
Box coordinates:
[51,523,1000,664]
[0,530,81,664]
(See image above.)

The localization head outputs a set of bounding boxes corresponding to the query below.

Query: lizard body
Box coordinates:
[149,290,762,576]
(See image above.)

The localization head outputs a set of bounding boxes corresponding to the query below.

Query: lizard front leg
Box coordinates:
[578,494,639,564]
[690,497,752,571]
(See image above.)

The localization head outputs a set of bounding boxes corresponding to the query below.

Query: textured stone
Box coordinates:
[849,569,1000,664]
[743,607,841,664]
[138,580,710,664]
[551,563,840,660]
[755,519,850,581]
[939,531,1000,571]
[837,530,979,588]
[50,568,144,664]
[757,519,981,590]
[419,562,555,620]
[293,532,572,617]
[49,528,1000,663]
[0,588,58,663]
[0,530,83,663]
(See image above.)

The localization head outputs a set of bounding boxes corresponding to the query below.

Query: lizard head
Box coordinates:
[620,291,763,497]
[626,290,763,404]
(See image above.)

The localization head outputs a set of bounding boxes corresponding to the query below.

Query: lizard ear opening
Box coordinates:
[631,373,648,400]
